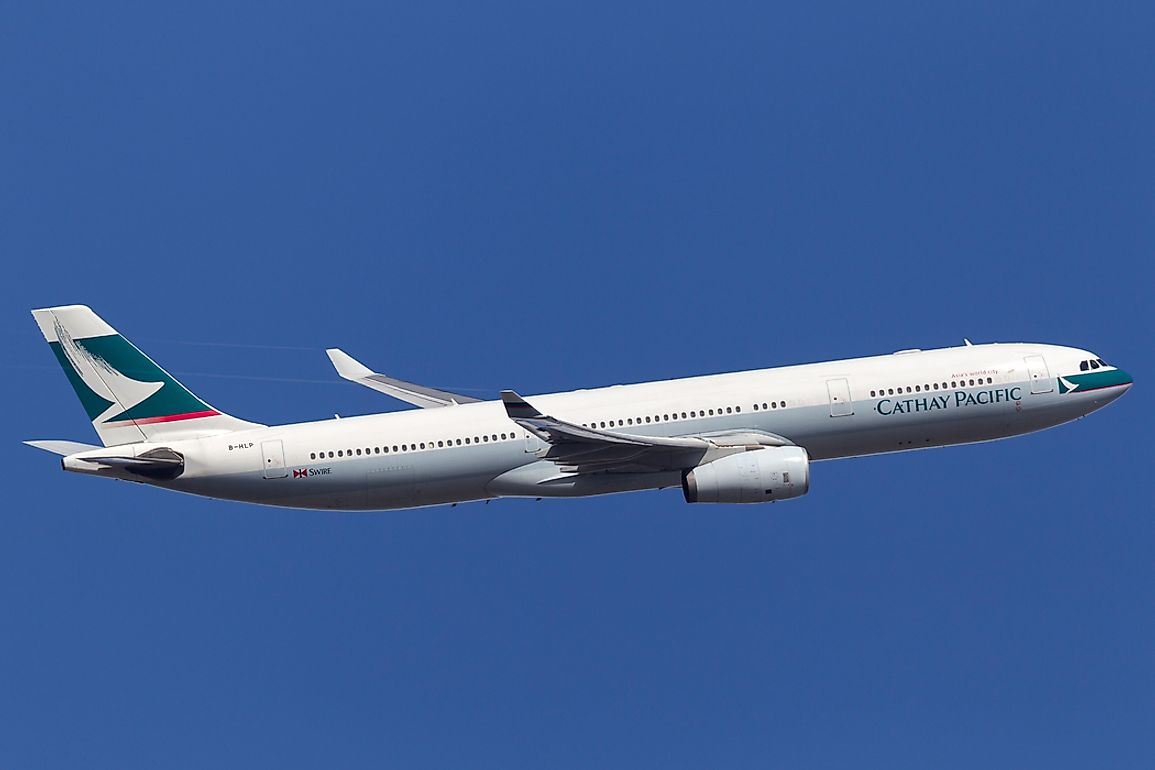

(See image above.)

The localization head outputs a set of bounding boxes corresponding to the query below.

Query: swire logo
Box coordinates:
[293,467,331,479]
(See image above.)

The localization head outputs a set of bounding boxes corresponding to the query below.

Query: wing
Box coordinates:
[326,348,482,409]
[500,390,713,473]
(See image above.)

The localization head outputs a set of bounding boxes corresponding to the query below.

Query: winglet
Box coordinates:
[326,348,375,380]
[500,390,544,420]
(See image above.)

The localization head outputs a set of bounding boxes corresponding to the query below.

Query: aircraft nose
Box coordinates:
[1076,366,1132,411]
[1097,367,1133,400]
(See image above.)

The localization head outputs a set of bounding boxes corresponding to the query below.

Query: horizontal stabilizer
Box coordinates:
[26,440,185,480]
[326,348,481,408]
[24,440,101,456]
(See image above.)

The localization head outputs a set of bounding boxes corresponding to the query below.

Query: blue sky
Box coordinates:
[2,2,1152,767]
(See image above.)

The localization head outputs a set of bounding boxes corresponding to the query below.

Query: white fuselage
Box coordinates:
[91,342,1131,510]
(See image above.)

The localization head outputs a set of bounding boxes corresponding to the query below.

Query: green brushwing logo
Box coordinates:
[1057,369,1132,394]
[50,325,216,425]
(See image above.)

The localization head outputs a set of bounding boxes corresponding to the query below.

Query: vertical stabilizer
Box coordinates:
[31,305,263,446]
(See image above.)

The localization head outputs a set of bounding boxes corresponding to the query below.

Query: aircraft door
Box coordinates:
[1025,355,1053,394]
[261,440,288,479]
[826,378,854,417]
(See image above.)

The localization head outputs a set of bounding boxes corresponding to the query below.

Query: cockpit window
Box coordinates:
[1096,358,1108,367]
[1090,360,1100,370]
[1080,360,1089,371]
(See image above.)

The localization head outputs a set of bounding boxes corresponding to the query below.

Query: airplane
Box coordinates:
[25,305,1132,511]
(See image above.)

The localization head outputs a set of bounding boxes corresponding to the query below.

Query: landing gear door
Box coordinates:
[261,439,288,479]
[826,378,854,417]
[1025,355,1053,394]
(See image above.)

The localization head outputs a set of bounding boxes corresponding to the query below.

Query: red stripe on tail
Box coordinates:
[105,409,221,426]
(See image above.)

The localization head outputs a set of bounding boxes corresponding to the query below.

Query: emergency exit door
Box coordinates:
[826,378,854,417]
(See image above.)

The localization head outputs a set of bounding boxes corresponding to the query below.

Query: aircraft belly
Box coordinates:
[486,462,682,498]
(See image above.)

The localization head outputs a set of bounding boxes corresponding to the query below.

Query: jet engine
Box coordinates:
[682,446,810,504]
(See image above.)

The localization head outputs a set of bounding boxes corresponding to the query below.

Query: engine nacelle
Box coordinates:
[682,446,810,504]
